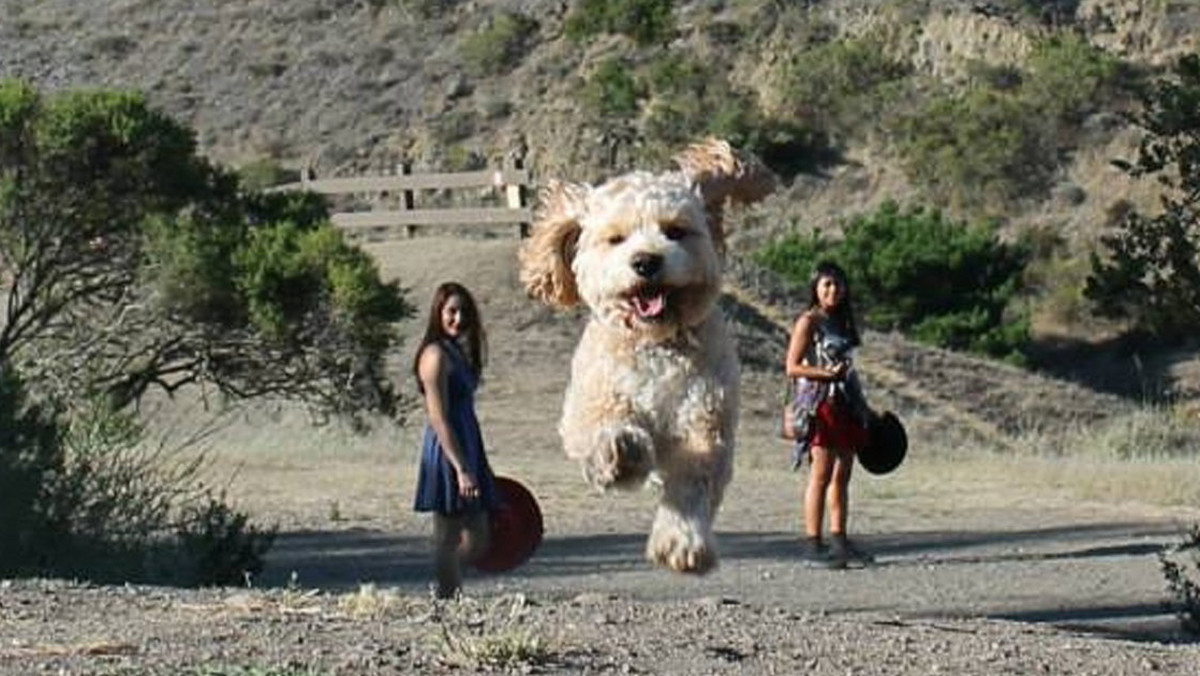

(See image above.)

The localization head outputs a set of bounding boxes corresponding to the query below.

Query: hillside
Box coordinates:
[2,0,1199,402]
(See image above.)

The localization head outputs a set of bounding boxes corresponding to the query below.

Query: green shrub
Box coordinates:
[893,87,1056,212]
[0,79,412,418]
[91,34,137,59]
[1086,53,1200,339]
[775,36,910,140]
[565,0,675,46]
[430,109,476,144]
[0,371,65,574]
[638,52,780,163]
[0,374,274,585]
[757,202,1032,362]
[238,158,298,191]
[460,11,538,77]
[582,57,642,120]
[1023,35,1124,125]
[1160,525,1200,636]
[175,494,277,587]
[394,0,459,19]
[442,145,487,172]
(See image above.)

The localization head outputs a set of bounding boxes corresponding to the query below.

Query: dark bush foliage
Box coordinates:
[582,58,642,120]
[1086,53,1200,339]
[0,371,65,574]
[757,202,1032,363]
[776,36,911,141]
[175,495,277,587]
[1023,34,1124,126]
[0,372,274,586]
[565,0,675,47]
[460,11,538,77]
[1160,525,1200,636]
[893,87,1057,213]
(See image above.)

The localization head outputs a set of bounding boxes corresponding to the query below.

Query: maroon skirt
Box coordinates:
[810,398,869,452]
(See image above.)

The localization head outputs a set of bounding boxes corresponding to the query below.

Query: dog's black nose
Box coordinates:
[631,253,663,278]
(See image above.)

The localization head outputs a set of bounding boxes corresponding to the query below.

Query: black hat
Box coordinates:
[858,411,907,475]
[473,476,544,573]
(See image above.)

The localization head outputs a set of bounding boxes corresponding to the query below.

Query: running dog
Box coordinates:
[519,138,775,573]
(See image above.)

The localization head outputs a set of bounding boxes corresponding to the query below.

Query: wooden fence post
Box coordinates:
[399,162,417,238]
[504,157,529,238]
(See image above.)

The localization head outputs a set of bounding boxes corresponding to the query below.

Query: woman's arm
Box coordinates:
[417,344,478,496]
[785,312,847,381]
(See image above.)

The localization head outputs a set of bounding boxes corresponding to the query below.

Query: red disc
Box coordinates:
[472,476,544,573]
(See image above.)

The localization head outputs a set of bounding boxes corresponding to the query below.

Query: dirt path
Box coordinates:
[3,236,1198,675]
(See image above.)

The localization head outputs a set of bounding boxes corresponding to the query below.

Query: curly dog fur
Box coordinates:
[519,138,775,574]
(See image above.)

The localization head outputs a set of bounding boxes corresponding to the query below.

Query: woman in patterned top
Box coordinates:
[784,261,873,569]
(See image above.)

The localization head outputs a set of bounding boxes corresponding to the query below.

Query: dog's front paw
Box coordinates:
[646,506,717,575]
[583,426,654,490]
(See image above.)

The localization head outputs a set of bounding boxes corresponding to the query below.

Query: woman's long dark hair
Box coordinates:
[412,282,487,392]
[808,260,861,347]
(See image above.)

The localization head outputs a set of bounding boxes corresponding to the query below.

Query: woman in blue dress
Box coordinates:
[412,282,498,598]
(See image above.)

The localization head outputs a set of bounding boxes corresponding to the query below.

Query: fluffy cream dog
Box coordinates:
[519,138,774,574]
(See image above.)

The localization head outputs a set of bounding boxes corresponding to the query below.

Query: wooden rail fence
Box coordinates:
[272,158,532,240]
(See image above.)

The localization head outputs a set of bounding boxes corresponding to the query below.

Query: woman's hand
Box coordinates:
[456,469,480,500]
[827,361,850,381]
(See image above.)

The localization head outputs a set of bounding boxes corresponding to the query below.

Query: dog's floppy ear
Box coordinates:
[519,179,587,308]
[675,137,777,252]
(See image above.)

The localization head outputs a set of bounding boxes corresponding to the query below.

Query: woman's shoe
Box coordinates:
[829,534,873,568]
[799,536,841,569]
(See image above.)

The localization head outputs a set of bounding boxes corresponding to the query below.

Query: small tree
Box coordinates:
[0,80,414,420]
[0,80,406,583]
[1086,54,1200,338]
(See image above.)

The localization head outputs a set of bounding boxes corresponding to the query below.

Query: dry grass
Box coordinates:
[431,594,555,670]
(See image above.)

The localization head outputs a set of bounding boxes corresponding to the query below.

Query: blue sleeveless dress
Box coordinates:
[413,340,498,515]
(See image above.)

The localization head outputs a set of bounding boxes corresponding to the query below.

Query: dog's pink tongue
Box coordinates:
[632,292,666,318]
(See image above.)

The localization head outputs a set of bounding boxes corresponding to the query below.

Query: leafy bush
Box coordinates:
[393,0,459,19]
[175,494,277,587]
[893,87,1057,212]
[0,79,414,418]
[565,0,675,46]
[757,202,1032,362]
[1160,525,1200,636]
[581,57,642,120]
[237,158,298,191]
[641,53,753,151]
[775,36,910,140]
[1086,53,1200,339]
[0,371,65,574]
[0,373,274,585]
[460,11,538,77]
[1023,35,1124,126]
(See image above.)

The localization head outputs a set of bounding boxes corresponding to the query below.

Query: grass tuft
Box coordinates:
[433,594,554,670]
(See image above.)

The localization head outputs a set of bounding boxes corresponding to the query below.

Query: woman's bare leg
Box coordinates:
[433,514,463,599]
[828,448,855,536]
[805,445,835,539]
[459,510,491,563]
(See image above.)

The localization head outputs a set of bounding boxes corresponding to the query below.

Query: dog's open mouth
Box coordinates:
[628,286,670,321]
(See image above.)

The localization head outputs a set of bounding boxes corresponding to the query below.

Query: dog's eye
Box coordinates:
[663,225,688,241]
[607,234,626,246]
